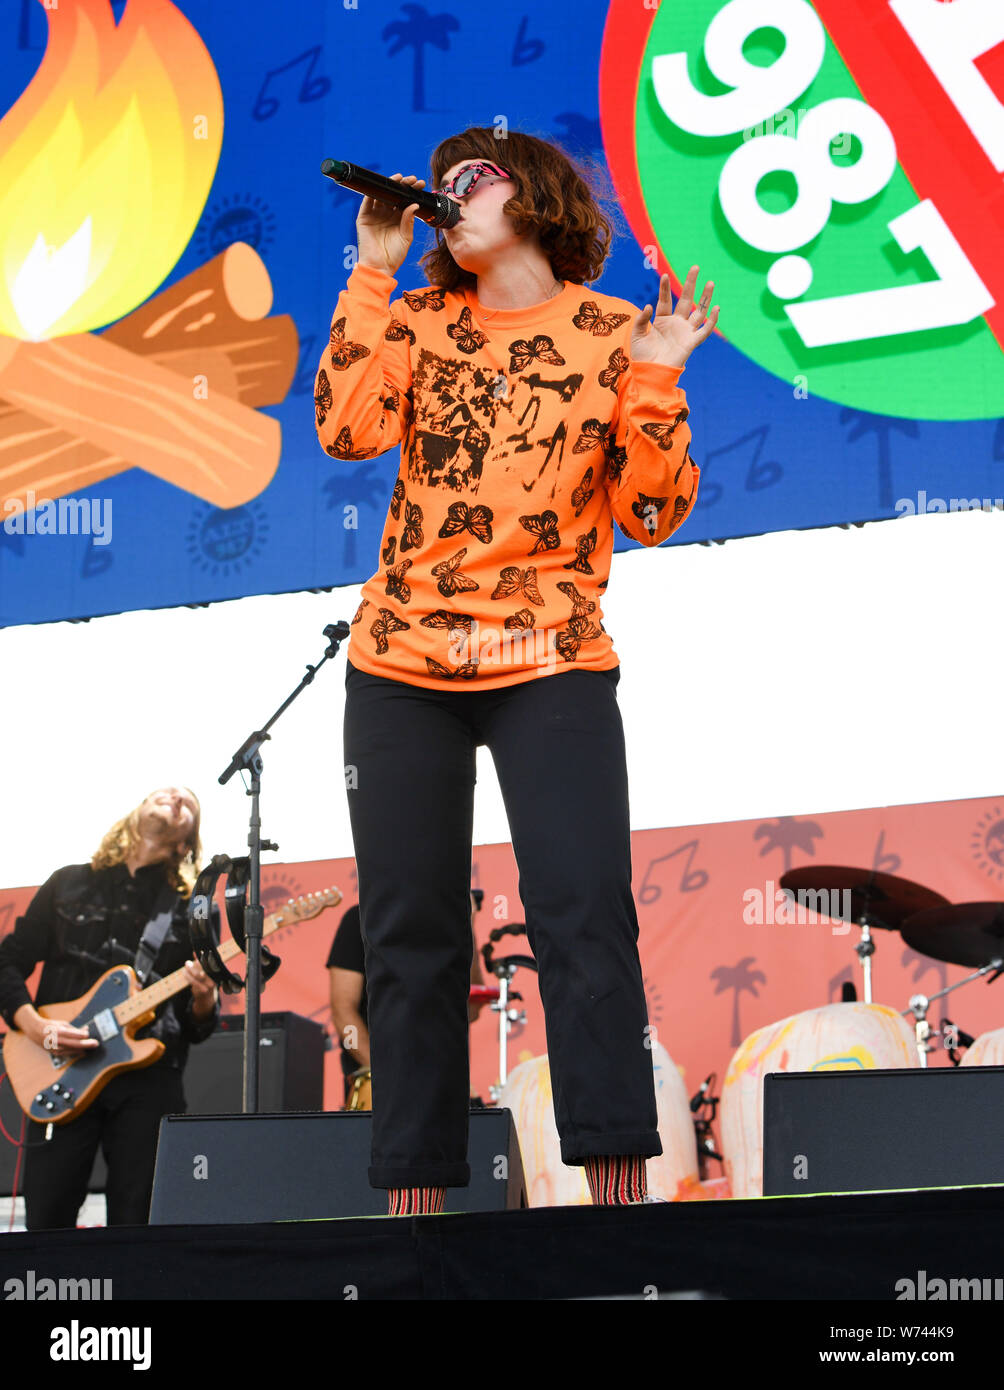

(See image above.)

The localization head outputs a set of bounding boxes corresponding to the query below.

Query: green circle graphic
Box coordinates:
[636,1,1003,420]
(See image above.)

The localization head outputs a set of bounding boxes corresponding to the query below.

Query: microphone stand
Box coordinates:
[218,621,350,1112]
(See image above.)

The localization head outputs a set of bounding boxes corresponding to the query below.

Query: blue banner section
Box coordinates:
[0,0,1001,628]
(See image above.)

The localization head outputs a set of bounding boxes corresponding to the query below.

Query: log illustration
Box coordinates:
[0,243,298,510]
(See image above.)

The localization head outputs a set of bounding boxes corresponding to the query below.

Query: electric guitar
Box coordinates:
[2,886,342,1125]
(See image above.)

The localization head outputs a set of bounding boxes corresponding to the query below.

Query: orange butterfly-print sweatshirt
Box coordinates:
[314,261,700,691]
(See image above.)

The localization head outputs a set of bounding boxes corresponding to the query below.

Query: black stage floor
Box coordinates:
[2,1184,1002,1302]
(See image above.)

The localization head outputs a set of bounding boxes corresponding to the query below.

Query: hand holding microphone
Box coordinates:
[355,171,428,278]
[321,158,462,278]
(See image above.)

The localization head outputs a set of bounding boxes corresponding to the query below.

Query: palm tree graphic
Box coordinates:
[382,5,460,113]
[711,958,767,1047]
[323,463,390,570]
[839,409,920,511]
[754,816,824,875]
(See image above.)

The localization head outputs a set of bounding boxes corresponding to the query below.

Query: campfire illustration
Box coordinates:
[0,0,297,512]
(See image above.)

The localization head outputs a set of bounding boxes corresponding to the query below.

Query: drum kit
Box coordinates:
[719,866,1004,1198]
[778,865,1004,1065]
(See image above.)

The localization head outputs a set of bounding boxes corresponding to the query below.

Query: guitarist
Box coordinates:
[0,786,219,1229]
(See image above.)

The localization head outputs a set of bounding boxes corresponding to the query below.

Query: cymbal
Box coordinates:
[778,866,949,930]
[901,902,1004,968]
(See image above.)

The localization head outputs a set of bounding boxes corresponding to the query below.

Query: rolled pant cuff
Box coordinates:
[560,1132,663,1166]
[369,1161,471,1190]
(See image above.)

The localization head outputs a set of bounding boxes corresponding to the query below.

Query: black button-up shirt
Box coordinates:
[0,861,218,1069]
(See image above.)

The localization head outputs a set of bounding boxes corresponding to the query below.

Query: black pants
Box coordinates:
[22,1067,186,1229]
[343,658,662,1189]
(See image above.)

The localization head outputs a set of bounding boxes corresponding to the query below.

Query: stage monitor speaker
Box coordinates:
[149,1109,527,1222]
[763,1065,1004,1197]
[0,1013,325,1196]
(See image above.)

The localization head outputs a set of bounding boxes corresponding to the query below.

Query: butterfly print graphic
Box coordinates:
[384,557,413,604]
[400,498,424,552]
[562,527,597,574]
[641,408,690,450]
[325,426,375,460]
[597,578,609,592]
[389,478,405,521]
[447,305,489,355]
[503,608,536,630]
[554,614,603,663]
[420,610,474,635]
[431,548,480,598]
[572,420,611,455]
[631,494,668,532]
[438,501,494,544]
[382,387,401,414]
[491,566,544,606]
[329,317,371,371]
[598,348,629,393]
[669,495,691,531]
[425,656,480,680]
[519,510,560,555]
[314,370,332,428]
[403,288,447,312]
[570,467,595,517]
[556,581,596,619]
[385,319,416,345]
[351,599,370,624]
[605,443,627,484]
[381,535,397,566]
[370,608,410,655]
[507,334,565,374]
[572,301,631,337]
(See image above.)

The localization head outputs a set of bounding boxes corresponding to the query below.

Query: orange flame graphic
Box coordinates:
[0,0,223,341]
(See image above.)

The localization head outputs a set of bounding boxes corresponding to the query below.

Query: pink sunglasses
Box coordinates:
[433,161,512,199]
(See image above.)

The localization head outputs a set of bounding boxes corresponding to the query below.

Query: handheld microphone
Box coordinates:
[321,158,461,229]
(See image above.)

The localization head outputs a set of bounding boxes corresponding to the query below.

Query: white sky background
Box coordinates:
[0,507,1000,890]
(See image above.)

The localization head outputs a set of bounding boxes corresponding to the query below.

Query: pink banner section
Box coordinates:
[2,794,1001,1122]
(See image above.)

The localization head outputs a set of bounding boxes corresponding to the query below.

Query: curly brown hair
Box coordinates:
[419,128,620,292]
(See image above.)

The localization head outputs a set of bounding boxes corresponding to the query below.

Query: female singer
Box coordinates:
[315,128,718,1214]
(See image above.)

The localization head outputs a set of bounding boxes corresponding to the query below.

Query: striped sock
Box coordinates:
[585,1154,648,1205]
[387,1186,447,1216]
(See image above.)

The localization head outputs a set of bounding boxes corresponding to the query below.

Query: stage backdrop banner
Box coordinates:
[2,794,1002,1122]
[0,0,1002,627]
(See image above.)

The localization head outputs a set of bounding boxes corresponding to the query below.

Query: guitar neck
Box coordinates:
[114,906,287,1024]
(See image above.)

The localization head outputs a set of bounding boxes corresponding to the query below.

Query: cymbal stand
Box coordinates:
[902,959,1003,1067]
[854,913,878,1003]
[487,962,526,1102]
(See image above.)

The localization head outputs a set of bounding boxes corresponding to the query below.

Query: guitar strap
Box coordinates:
[133,882,180,986]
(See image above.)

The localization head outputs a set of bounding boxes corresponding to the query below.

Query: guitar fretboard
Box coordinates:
[112,898,335,1024]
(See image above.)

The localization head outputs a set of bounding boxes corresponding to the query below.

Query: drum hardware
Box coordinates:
[346,1066,371,1111]
[779,866,950,1004]
[689,1072,723,1180]
[900,960,1003,1066]
[481,925,536,1102]
[897,901,1004,1065]
[940,1016,975,1067]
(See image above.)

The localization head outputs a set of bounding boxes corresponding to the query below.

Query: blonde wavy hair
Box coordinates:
[91,788,202,897]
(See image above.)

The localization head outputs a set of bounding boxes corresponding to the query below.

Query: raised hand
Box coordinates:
[630,267,720,370]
